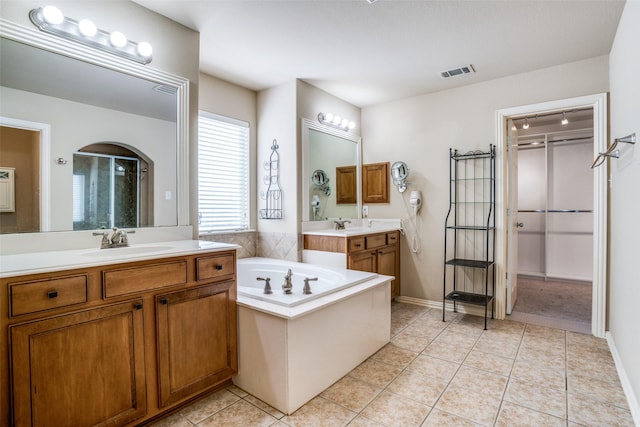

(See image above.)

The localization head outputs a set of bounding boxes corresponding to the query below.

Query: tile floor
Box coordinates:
[150,302,635,427]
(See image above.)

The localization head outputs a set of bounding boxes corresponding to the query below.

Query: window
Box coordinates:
[198,111,250,233]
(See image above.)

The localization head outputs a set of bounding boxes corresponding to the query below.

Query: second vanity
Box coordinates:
[0,240,239,427]
[302,220,401,299]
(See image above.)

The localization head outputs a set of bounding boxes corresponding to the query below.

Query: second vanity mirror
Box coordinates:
[302,118,361,221]
[0,21,189,234]
[391,161,409,192]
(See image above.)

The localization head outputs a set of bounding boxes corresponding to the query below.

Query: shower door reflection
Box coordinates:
[73,153,139,230]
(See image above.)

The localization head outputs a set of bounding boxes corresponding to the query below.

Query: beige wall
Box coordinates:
[360,55,609,302]
[608,0,640,418]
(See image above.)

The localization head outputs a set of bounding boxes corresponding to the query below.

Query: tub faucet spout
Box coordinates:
[283,269,293,294]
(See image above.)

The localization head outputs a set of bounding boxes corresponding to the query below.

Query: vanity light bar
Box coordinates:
[318,112,356,131]
[29,6,153,64]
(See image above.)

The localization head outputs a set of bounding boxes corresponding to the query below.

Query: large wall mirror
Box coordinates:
[0,21,189,234]
[301,118,361,221]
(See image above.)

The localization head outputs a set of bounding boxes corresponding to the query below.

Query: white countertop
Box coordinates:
[0,240,240,278]
[302,219,402,237]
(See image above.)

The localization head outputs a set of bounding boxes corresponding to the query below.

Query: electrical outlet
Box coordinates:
[362,206,369,217]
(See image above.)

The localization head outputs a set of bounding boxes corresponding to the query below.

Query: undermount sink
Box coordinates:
[82,246,174,257]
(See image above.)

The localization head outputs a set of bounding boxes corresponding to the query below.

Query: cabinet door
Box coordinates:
[378,246,400,298]
[156,282,237,407]
[362,162,389,203]
[336,166,357,204]
[348,250,377,273]
[10,301,146,427]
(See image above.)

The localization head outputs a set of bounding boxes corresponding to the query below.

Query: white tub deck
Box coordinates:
[233,257,392,414]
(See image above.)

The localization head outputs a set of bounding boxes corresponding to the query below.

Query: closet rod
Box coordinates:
[516,136,593,148]
[518,209,593,213]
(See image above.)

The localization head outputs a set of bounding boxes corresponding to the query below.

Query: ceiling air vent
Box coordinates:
[153,84,178,95]
[440,64,476,79]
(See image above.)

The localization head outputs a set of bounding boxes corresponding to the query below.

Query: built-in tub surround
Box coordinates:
[234,257,391,414]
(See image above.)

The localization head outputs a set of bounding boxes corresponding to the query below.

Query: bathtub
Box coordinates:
[233,257,392,414]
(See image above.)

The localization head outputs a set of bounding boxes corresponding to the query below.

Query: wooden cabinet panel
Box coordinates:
[196,253,236,282]
[362,162,389,203]
[304,235,345,253]
[103,260,187,298]
[10,300,146,427]
[346,231,400,299]
[156,282,237,407]
[9,274,87,317]
[348,250,377,273]
[336,165,357,204]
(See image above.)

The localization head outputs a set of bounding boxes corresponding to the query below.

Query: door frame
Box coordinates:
[494,93,608,337]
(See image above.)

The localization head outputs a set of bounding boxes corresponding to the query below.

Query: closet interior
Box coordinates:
[510,109,594,328]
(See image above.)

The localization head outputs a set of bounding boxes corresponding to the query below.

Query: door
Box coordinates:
[347,250,377,273]
[506,119,519,314]
[10,301,146,427]
[156,282,237,407]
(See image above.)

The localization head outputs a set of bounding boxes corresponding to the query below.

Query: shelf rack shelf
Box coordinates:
[443,145,496,329]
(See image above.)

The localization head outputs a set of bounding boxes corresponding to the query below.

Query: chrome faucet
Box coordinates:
[92,227,135,249]
[282,269,293,294]
[334,218,351,230]
[302,277,318,295]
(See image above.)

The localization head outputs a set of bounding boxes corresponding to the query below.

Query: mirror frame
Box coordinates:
[0,19,190,232]
[301,118,362,222]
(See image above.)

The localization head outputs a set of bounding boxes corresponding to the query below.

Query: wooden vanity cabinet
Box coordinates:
[0,249,237,427]
[347,231,400,299]
[305,230,400,299]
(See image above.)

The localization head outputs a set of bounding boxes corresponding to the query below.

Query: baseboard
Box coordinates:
[395,296,493,318]
[606,332,640,426]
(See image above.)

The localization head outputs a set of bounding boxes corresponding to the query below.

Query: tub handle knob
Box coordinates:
[257,277,273,294]
[303,277,318,295]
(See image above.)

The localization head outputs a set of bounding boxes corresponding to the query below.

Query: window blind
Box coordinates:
[198,112,250,233]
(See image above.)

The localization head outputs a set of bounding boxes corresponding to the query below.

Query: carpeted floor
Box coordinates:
[508,276,592,333]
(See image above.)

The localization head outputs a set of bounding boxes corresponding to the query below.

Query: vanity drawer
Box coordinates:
[365,233,387,249]
[103,260,187,298]
[10,274,88,317]
[196,253,236,282]
[348,237,366,252]
[387,232,399,245]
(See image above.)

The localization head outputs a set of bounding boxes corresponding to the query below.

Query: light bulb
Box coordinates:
[42,5,64,25]
[333,116,342,125]
[324,113,333,123]
[109,31,127,48]
[341,118,349,127]
[78,19,97,37]
[137,41,153,57]
[348,121,356,130]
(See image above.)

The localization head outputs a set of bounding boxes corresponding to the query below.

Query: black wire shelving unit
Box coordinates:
[443,145,496,330]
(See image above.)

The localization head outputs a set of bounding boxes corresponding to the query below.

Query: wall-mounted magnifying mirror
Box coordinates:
[311,169,329,187]
[391,161,409,192]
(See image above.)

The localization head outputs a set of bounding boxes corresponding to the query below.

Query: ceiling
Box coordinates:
[134,0,626,108]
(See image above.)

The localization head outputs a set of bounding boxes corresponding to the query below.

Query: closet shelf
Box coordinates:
[445,258,494,269]
[445,291,494,306]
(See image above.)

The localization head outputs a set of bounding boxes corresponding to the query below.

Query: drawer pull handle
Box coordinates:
[355,244,362,248]
[134,303,143,310]
[47,290,58,299]
[160,298,168,305]
[215,265,223,270]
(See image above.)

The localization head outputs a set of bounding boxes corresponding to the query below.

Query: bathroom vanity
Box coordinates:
[303,223,401,299]
[0,241,238,427]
